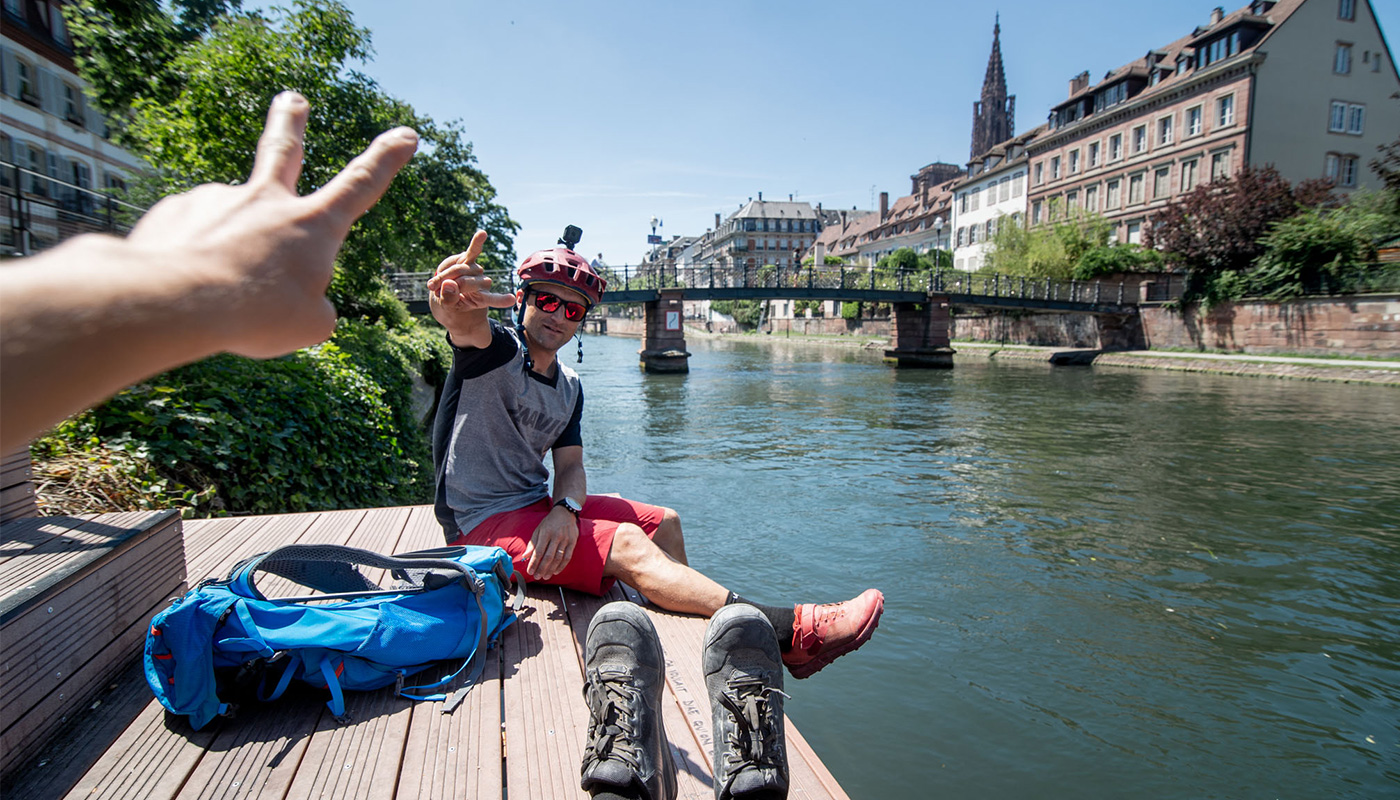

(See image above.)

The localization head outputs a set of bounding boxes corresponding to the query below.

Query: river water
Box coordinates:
[571,332,1399,799]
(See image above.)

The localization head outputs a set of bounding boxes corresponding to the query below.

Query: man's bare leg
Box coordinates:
[649,507,688,565]
[604,523,723,616]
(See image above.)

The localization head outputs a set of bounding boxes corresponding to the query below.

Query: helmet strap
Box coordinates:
[576,333,584,364]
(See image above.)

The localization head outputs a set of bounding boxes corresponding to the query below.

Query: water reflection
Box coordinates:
[575,334,1400,798]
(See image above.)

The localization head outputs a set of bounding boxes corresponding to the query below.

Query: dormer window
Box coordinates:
[1199,30,1242,68]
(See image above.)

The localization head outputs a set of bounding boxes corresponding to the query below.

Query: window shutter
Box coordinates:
[0,47,15,98]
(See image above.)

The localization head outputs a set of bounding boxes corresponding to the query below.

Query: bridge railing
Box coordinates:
[387,263,1136,308]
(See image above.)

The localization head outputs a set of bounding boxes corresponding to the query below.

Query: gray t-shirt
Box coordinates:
[431,321,584,538]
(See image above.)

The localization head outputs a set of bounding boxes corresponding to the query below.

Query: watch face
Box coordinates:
[560,497,582,514]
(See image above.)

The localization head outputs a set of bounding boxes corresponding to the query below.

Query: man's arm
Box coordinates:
[0,92,418,452]
[522,445,587,582]
[426,230,517,349]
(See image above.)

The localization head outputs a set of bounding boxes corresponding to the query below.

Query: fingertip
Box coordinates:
[274,91,309,110]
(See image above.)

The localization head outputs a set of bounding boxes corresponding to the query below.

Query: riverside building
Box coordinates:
[1,0,145,255]
[1024,0,1399,243]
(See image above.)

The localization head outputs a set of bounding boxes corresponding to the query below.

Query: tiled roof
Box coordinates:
[729,200,822,220]
[1047,0,1303,117]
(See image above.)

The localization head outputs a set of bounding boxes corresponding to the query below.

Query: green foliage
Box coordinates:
[792,299,822,316]
[74,346,421,515]
[710,299,765,328]
[1073,244,1164,280]
[985,208,1113,279]
[840,301,862,320]
[1248,192,1400,300]
[801,255,846,266]
[877,248,921,271]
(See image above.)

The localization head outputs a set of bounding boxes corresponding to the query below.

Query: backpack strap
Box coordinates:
[227,544,477,601]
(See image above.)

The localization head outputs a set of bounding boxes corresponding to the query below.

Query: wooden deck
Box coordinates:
[2,505,849,800]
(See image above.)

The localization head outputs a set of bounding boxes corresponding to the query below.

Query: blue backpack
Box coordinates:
[145,543,523,730]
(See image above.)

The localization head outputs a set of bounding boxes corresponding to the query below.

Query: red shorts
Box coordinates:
[449,495,667,596]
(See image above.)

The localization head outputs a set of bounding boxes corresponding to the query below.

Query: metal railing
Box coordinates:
[1,163,145,256]
[389,263,1136,309]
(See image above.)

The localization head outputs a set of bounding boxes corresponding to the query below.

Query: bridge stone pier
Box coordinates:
[884,294,955,368]
[639,289,691,373]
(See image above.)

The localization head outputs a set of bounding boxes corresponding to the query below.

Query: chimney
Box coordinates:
[1069,70,1090,96]
[715,212,721,229]
[789,193,793,201]
[879,191,889,222]
[1210,6,1223,24]
[758,191,763,201]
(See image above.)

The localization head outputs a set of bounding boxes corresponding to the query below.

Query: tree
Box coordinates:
[984,206,1113,278]
[67,0,517,310]
[1144,166,1325,304]
[1372,136,1400,214]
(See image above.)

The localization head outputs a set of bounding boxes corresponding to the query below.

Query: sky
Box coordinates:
[261,0,1399,268]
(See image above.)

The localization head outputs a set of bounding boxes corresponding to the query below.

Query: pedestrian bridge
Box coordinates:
[390,263,1139,315]
[389,263,1142,371]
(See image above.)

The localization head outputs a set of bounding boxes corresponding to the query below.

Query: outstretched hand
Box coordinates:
[428,230,518,314]
[125,91,421,358]
[0,91,421,451]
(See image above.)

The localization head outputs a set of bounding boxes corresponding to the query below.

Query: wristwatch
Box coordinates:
[554,497,583,517]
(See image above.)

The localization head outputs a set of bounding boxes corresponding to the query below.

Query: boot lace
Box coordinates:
[796,601,845,651]
[582,672,643,771]
[718,675,789,776]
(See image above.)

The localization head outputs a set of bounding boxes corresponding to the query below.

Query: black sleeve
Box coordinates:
[449,319,519,379]
[551,387,584,450]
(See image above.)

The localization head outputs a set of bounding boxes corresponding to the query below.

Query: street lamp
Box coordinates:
[934,216,946,268]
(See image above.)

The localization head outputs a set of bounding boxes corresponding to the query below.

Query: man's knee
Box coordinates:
[607,523,663,572]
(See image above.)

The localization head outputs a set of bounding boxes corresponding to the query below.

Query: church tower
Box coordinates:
[970,15,1015,159]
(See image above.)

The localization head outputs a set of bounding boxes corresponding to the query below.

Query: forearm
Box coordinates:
[0,235,232,450]
[552,461,587,505]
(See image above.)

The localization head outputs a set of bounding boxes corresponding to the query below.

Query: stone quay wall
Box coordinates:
[601,294,1398,358]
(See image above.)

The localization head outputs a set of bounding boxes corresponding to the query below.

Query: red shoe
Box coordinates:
[783,589,884,679]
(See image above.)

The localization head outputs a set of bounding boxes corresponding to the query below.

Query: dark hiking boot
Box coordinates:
[580,601,677,800]
[703,604,789,800]
[783,588,884,679]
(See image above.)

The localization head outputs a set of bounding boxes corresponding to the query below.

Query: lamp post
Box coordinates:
[934,216,946,269]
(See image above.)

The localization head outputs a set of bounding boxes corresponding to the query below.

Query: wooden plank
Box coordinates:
[0,660,154,800]
[0,527,183,727]
[0,589,177,783]
[0,515,99,566]
[0,511,178,611]
[502,584,591,799]
[397,646,504,800]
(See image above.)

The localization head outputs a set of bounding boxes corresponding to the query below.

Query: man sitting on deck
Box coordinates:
[426,227,884,679]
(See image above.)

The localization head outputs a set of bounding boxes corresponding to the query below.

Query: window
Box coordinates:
[1340,155,1358,187]
[1032,200,1043,225]
[1106,179,1121,210]
[1110,134,1123,161]
[985,220,995,239]
[16,58,37,103]
[1324,153,1340,182]
[1089,142,1101,167]
[959,193,968,213]
[1199,31,1242,68]
[1085,185,1099,212]
[1129,173,1145,205]
[1330,101,1348,131]
[1182,159,1199,193]
[1051,156,1061,180]
[1339,0,1354,21]
[969,225,979,245]
[1211,150,1232,180]
[49,3,69,45]
[1069,150,1080,174]
[0,133,11,189]
[1034,162,1044,185]
[1336,43,1352,74]
[1187,106,1203,137]
[999,177,1010,202]
[3,0,21,16]
[1331,101,1366,134]
[1066,190,1080,211]
[1153,167,1171,200]
[1347,104,1365,134]
[1132,125,1147,154]
[1012,172,1024,197]
[956,227,966,247]
[1217,95,1235,127]
[1158,116,1174,146]
[1127,221,1143,245]
[970,188,981,211]
[23,144,46,196]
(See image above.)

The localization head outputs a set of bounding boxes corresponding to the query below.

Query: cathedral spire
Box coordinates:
[971,15,1016,160]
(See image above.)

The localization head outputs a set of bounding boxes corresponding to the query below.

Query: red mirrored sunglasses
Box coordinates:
[531,290,589,322]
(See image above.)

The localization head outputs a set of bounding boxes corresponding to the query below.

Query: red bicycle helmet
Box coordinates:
[516,247,607,306]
